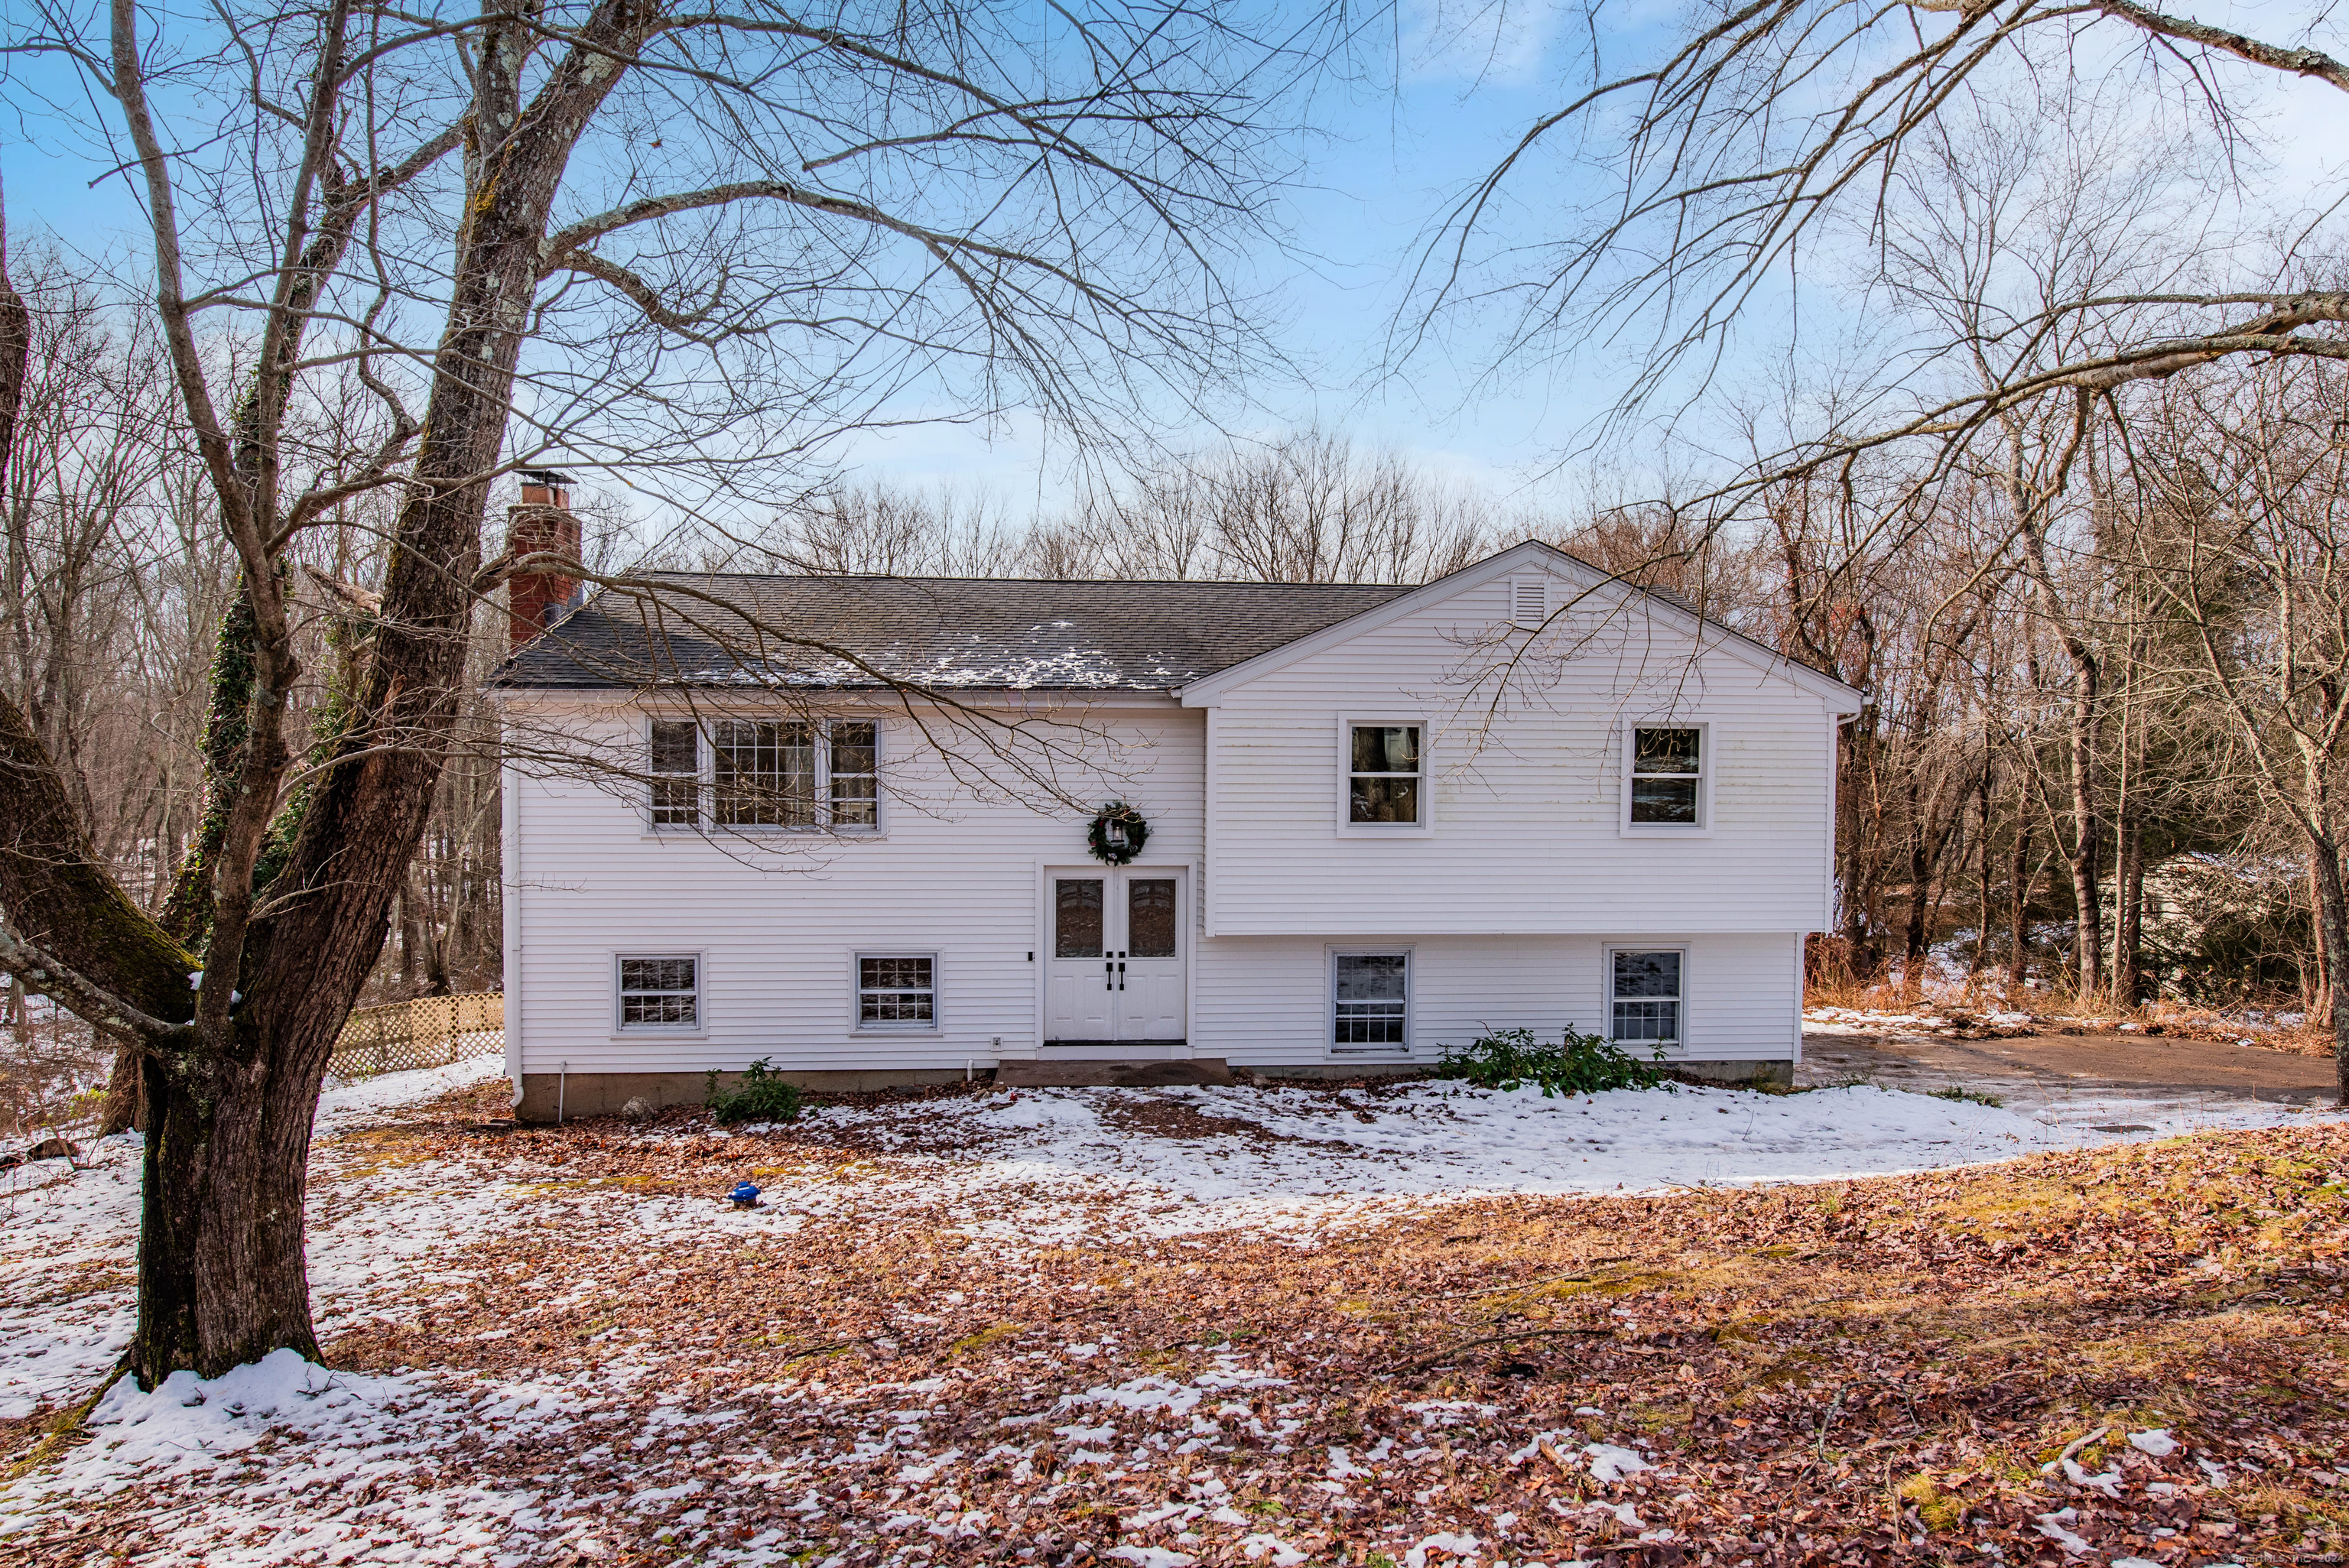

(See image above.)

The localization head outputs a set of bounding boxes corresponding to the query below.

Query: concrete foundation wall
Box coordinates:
[1672,1058,1794,1089]
[514,1066,985,1122]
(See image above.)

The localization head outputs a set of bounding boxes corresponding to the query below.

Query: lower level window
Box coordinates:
[618,955,699,1029]
[858,954,935,1028]
[1610,950,1682,1045]
[1333,952,1408,1050]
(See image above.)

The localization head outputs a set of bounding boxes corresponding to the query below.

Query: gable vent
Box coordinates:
[1510,576,1548,628]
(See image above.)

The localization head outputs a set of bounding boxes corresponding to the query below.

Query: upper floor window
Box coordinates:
[649,719,701,826]
[1627,725,1706,829]
[1348,723,1421,826]
[648,716,879,831]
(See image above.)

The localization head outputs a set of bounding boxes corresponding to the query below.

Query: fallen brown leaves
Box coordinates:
[19,1078,2349,1567]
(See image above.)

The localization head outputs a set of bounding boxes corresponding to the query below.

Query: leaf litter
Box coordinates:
[3,1060,2348,1566]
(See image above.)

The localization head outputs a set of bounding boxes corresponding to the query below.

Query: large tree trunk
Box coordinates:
[1839,715,1883,979]
[133,1028,333,1374]
[1902,758,1934,980]
[117,0,643,1383]
[1971,765,1992,979]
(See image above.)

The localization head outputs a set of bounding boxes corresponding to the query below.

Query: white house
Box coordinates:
[492,517,1863,1120]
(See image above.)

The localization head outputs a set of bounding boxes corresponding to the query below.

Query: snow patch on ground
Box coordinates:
[2,1349,570,1564]
[1,1050,2325,1563]
[737,1077,2325,1245]
[317,1050,507,1131]
[0,1053,508,1424]
[0,1132,142,1420]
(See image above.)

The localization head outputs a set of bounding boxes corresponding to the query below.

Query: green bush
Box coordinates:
[1433,1025,1674,1096]
[706,1058,804,1124]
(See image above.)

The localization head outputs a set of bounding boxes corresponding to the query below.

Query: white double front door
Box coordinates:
[1044,868,1186,1044]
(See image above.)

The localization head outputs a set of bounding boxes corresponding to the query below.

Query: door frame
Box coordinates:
[1032,862,1193,1059]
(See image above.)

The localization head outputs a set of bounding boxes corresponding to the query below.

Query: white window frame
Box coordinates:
[644,714,883,834]
[853,950,940,1033]
[1328,946,1412,1056]
[1620,719,1712,837]
[612,951,706,1035]
[1603,944,1687,1050]
[1337,714,1432,836]
[646,718,703,829]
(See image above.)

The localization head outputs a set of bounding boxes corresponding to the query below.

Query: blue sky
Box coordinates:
[2,0,2338,515]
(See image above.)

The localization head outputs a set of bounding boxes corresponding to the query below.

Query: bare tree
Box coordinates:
[0,0,1327,1382]
[2130,362,2349,1096]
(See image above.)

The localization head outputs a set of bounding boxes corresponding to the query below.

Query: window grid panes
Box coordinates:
[858,956,935,1027]
[662,718,877,830]
[649,720,700,826]
[1610,950,1681,1045]
[619,956,698,1028]
[1629,726,1703,826]
[829,721,878,827]
[1333,953,1408,1049]
[1349,724,1422,825]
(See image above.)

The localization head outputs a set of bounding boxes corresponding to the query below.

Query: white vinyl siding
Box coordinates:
[1199,570,1840,936]
[1193,932,1798,1068]
[508,703,1203,1076]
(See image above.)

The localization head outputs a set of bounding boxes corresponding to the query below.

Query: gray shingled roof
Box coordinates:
[494,573,1415,692]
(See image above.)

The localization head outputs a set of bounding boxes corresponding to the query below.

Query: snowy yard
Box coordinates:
[3,1061,2345,1565]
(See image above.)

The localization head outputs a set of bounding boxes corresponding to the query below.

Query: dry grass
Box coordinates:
[14,1083,2349,1564]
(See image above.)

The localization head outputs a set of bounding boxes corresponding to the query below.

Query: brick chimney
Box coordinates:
[506,469,582,651]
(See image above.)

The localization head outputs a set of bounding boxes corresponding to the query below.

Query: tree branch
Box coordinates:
[0,922,193,1043]
[2082,0,2349,93]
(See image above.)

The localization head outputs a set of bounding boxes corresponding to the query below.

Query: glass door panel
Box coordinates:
[1046,878,1113,1039]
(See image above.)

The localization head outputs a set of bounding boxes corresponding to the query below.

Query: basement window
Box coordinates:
[1609,950,1682,1047]
[617,955,700,1031]
[1331,951,1410,1053]
[856,954,937,1030]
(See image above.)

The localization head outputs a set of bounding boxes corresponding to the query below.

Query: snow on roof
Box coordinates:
[494,573,1412,693]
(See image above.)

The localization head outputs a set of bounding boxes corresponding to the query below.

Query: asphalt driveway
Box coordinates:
[1798,1023,2341,1126]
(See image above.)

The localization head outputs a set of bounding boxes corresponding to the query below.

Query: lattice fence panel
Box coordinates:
[329,992,503,1079]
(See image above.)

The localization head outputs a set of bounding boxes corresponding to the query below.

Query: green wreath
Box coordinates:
[1087,800,1151,865]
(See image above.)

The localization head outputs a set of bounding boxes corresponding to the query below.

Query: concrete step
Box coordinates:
[997,1057,1234,1088]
